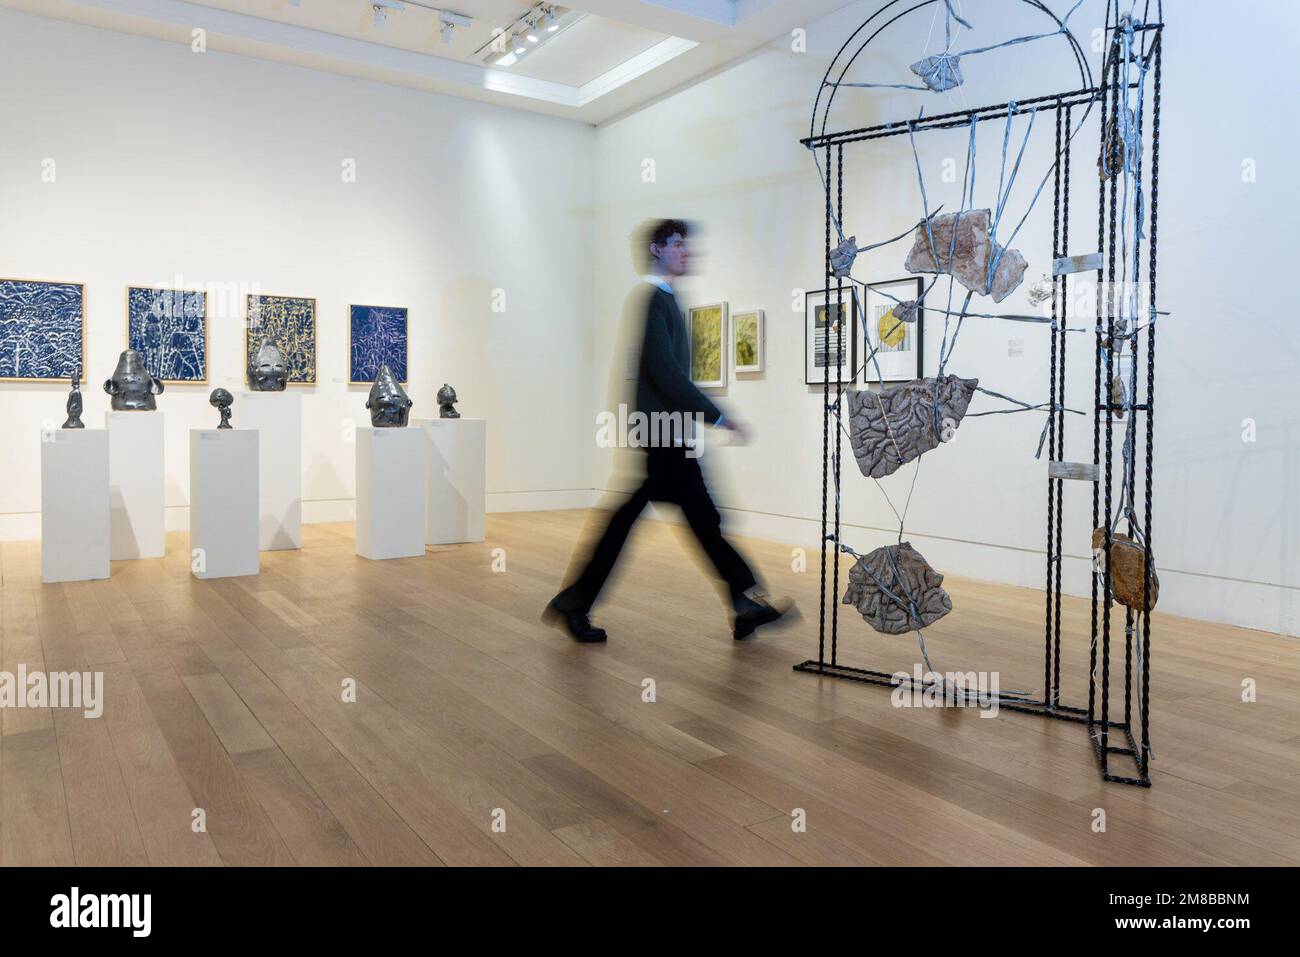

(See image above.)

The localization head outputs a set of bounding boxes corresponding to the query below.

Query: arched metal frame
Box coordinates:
[794,0,1165,787]
[810,0,1093,145]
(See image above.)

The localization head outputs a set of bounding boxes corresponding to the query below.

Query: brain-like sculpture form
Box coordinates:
[842,542,952,635]
[848,374,979,479]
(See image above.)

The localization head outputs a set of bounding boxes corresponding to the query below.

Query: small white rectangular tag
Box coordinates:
[1052,253,1103,276]
[1048,461,1099,481]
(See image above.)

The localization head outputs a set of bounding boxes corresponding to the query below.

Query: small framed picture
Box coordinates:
[862,277,924,383]
[0,278,86,382]
[348,304,409,384]
[126,286,208,383]
[245,293,317,385]
[732,309,764,374]
[688,301,728,388]
[805,287,856,385]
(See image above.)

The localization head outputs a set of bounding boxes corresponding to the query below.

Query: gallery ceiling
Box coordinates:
[0,0,857,125]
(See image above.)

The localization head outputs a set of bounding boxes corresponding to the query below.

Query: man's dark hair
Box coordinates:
[650,219,688,249]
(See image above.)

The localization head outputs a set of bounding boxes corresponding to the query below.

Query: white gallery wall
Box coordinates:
[0,6,596,539]
[592,0,1300,637]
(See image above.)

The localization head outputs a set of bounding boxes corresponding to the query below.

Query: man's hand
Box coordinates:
[721,418,751,445]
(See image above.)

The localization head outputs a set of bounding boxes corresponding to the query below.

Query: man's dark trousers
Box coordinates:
[568,445,757,609]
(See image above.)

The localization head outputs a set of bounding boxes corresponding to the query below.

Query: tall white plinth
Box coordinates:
[355,427,426,561]
[416,418,486,545]
[41,429,110,583]
[106,411,165,560]
[239,391,303,550]
[190,430,260,579]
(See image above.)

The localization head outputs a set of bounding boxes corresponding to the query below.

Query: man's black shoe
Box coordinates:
[733,591,794,640]
[543,595,608,643]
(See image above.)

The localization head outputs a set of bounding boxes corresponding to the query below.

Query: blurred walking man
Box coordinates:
[545,219,793,643]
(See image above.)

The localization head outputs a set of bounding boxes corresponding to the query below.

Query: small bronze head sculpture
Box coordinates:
[104,350,164,411]
[437,383,460,419]
[62,371,85,429]
[365,364,412,428]
[209,388,234,429]
[249,339,288,392]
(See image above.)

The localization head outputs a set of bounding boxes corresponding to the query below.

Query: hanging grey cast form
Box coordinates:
[248,338,288,391]
[842,541,952,635]
[847,374,979,479]
[209,388,234,429]
[62,371,85,429]
[103,350,164,411]
[366,364,413,427]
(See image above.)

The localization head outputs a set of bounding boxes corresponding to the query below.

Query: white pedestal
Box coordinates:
[189,430,260,579]
[355,427,426,561]
[106,411,165,560]
[415,418,486,545]
[239,392,303,550]
[41,429,110,583]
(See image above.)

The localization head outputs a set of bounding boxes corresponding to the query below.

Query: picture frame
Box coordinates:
[348,304,409,384]
[862,277,924,383]
[688,301,728,388]
[0,278,86,382]
[245,293,317,386]
[732,309,765,374]
[804,286,856,385]
[126,285,208,384]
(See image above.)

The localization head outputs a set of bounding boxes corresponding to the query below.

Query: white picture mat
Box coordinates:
[863,279,922,383]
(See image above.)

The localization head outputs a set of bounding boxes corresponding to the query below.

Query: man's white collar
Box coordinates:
[643,274,674,295]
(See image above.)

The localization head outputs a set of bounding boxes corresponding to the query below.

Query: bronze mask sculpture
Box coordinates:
[249,339,288,392]
[62,371,85,429]
[437,383,460,419]
[104,350,164,411]
[366,364,412,428]
[209,388,234,429]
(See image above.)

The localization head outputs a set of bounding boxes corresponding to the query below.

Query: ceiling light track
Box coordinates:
[332,0,470,39]
[475,4,578,68]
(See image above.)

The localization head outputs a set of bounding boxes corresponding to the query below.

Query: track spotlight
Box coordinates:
[370,0,404,28]
[478,5,578,68]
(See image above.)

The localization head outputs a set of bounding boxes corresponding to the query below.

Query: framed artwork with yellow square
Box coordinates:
[862,278,923,383]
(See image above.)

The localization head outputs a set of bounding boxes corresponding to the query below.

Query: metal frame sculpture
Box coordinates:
[794,0,1164,787]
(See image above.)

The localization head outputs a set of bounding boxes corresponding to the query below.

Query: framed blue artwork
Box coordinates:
[348,304,408,384]
[245,294,316,385]
[127,286,208,383]
[0,278,85,382]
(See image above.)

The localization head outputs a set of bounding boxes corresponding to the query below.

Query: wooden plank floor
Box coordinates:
[1,509,1296,866]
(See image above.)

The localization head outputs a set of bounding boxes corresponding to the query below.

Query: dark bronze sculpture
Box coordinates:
[249,338,288,391]
[437,383,460,419]
[62,371,85,429]
[103,350,164,411]
[209,388,234,429]
[366,364,412,427]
